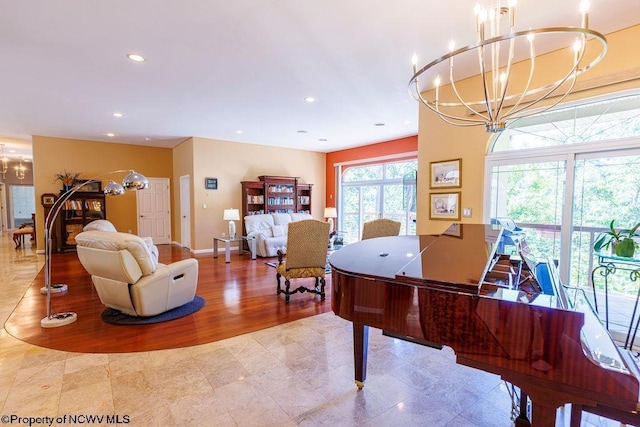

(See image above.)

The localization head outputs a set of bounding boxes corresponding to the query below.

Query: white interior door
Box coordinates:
[180,175,191,249]
[137,178,171,244]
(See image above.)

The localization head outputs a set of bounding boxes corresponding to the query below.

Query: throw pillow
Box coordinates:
[83,220,117,232]
[272,224,285,237]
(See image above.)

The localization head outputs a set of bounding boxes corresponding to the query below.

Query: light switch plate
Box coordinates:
[462,207,472,217]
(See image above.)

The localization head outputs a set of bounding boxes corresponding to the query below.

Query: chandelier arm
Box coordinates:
[410,81,486,126]
[448,57,490,121]
[501,39,537,121]
[477,45,496,124]
[503,39,586,120]
[505,70,579,122]
[493,36,518,127]
[495,29,605,118]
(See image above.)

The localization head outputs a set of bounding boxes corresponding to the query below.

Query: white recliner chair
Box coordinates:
[75,229,199,317]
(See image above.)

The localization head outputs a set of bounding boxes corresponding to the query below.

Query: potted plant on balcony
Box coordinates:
[593,220,640,258]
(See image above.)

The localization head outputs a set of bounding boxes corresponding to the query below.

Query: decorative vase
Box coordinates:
[615,238,636,257]
[62,184,72,193]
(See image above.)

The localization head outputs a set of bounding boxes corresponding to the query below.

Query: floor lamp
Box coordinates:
[41,169,149,328]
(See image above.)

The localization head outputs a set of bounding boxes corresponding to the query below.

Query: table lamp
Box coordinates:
[324,207,337,233]
[223,208,240,239]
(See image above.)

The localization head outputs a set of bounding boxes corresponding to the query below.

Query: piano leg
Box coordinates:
[531,401,559,427]
[515,391,531,427]
[569,404,582,427]
[353,323,369,390]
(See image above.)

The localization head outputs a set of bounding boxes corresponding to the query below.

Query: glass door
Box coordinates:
[487,158,566,261]
[572,151,640,338]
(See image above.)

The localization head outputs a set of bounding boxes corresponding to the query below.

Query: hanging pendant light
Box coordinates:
[0,144,8,178]
[409,0,607,133]
[15,157,25,181]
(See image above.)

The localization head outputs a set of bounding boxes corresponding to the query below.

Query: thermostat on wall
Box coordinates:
[205,177,218,190]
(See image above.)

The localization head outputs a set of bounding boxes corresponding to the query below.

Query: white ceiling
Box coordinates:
[0,1,638,161]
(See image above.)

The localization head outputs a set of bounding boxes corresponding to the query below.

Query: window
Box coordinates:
[339,159,417,242]
[485,91,640,339]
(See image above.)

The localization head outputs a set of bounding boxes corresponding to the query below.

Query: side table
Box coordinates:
[591,251,640,349]
[213,236,256,263]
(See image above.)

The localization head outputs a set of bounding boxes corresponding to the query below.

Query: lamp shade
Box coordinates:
[122,170,149,190]
[103,180,125,195]
[223,208,240,221]
[324,207,337,218]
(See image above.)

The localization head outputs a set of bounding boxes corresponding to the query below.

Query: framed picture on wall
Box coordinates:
[41,193,57,206]
[205,177,218,190]
[429,158,461,189]
[429,192,461,221]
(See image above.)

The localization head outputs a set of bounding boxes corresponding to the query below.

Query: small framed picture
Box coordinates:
[430,158,461,189]
[205,177,218,190]
[41,193,57,206]
[429,192,461,221]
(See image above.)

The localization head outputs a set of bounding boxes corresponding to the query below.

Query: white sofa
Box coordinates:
[244,212,313,257]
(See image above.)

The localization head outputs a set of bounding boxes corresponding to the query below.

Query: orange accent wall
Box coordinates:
[324,135,418,207]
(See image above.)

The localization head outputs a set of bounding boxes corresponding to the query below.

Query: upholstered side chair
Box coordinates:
[276,219,330,303]
[361,218,402,240]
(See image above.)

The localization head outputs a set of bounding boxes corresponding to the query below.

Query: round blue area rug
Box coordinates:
[101,296,205,325]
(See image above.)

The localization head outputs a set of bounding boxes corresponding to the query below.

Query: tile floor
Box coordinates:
[0,232,625,426]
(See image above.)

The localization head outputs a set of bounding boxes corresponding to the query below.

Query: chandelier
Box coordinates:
[0,144,7,178]
[15,157,25,181]
[409,0,608,133]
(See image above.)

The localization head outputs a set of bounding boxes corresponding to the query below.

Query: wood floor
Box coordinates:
[4,245,332,353]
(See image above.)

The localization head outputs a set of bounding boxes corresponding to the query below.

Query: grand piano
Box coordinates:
[329,223,640,426]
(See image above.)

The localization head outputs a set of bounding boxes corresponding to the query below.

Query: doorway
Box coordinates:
[10,185,35,229]
[180,175,191,249]
[136,178,171,244]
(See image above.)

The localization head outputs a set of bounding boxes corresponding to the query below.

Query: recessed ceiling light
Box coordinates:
[236,130,243,134]
[374,123,385,127]
[297,130,308,134]
[106,133,116,137]
[112,112,124,118]
[127,53,146,62]
[304,97,315,103]
[403,120,412,125]
[9,149,15,153]
[318,138,328,142]
[145,137,151,141]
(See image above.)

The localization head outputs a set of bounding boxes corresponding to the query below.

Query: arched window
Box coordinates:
[485,90,640,340]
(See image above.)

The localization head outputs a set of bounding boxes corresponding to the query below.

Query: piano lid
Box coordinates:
[397,223,503,292]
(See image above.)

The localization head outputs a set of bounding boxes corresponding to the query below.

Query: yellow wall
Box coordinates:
[32,136,173,249]
[188,137,326,251]
[33,135,326,252]
[417,25,640,235]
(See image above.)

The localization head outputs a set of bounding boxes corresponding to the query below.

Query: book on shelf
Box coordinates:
[247,195,264,204]
[268,185,294,193]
